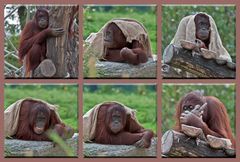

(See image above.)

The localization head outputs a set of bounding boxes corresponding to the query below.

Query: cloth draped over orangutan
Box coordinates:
[83,101,140,142]
[84,18,152,60]
[171,13,232,62]
[4,98,61,137]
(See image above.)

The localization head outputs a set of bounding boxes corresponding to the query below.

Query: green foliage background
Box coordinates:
[83,85,157,133]
[5,5,40,68]
[162,5,236,62]
[4,84,78,131]
[84,6,157,54]
[162,84,235,136]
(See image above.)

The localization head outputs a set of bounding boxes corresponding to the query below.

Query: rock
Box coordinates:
[4,133,78,157]
[83,137,157,157]
[95,56,157,78]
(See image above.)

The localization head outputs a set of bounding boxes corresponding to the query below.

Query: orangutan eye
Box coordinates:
[183,106,188,111]
[189,105,194,109]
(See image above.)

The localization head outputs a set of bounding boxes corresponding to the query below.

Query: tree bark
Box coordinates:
[163,46,235,78]
[5,133,78,157]
[33,59,56,78]
[95,58,157,78]
[161,130,235,158]
[41,6,78,78]
[84,137,157,157]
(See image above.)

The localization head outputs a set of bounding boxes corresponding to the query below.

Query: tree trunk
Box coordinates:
[39,6,79,78]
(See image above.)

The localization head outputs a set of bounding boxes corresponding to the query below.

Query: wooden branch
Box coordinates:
[33,59,56,78]
[161,130,235,158]
[163,45,235,78]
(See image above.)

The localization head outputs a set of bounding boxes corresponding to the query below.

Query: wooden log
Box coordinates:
[163,45,235,78]
[95,58,156,78]
[161,63,185,78]
[84,137,157,157]
[5,133,78,157]
[33,59,56,78]
[161,130,235,158]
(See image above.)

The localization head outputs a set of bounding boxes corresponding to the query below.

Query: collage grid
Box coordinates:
[1,0,240,161]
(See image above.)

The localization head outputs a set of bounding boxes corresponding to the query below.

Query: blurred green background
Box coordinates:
[4,84,78,131]
[83,5,157,54]
[162,84,235,136]
[83,85,157,133]
[162,5,236,62]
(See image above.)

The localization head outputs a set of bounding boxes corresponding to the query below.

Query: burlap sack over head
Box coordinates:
[171,13,232,62]
[4,98,61,137]
[84,18,152,60]
[83,101,139,142]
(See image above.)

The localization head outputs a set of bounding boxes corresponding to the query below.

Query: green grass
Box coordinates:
[4,84,78,131]
[83,85,157,133]
[161,84,235,135]
[84,6,157,54]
